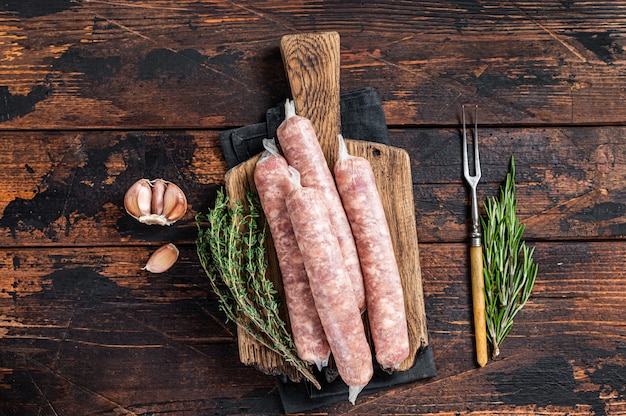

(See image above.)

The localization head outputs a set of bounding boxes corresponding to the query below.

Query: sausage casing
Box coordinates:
[285,171,373,402]
[334,135,410,369]
[254,143,330,369]
[277,100,366,312]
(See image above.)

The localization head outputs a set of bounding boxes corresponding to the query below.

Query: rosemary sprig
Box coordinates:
[481,156,538,359]
[196,189,320,389]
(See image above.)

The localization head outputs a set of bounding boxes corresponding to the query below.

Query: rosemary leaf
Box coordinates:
[196,189,320,389]
[481,156,538,359]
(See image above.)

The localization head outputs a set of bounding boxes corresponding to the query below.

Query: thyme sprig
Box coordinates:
[481,156,538,359]
[196,189,320,389]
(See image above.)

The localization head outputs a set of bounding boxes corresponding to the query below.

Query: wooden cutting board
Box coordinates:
[224,32,428,382]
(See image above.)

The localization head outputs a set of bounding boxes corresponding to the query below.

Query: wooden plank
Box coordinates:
[0,2,623,415]
[0,130,226,245]
[0,126,624,247]
[1,241,624,414]
[393,125,626,243]
[280,31,341,166]
[0,245,282,415]
[2,1,626,128]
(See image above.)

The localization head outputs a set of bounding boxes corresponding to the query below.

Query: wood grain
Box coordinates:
[1,1,625,414]
[1,241,624,414]
[3,1,626,129]
[0,246,282,415]
[0,126,623,247]
[469,245,487,367]
[280,31,341,167]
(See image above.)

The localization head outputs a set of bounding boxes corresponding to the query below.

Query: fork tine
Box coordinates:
[473,105,481,180]
[462,105,469,179]
[462,104,481,182]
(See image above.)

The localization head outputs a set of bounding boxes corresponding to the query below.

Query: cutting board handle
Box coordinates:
[280,31,341,168]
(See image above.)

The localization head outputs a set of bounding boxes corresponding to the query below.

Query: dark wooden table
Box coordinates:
[1,2,625,415]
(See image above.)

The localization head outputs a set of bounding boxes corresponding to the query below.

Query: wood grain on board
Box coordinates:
[225,140,428,378]
[224,31,427,378]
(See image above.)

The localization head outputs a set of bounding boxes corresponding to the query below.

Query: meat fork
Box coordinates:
[462,104,488,367]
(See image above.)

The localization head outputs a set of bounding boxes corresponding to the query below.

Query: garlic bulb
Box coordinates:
[144,243,179,273]
[124,178,187,225]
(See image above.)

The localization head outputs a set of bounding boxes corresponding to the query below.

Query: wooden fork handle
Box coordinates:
[470,245,488,367]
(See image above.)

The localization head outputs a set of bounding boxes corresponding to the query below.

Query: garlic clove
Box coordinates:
[162,181,187,225]
[151,179,167,215]
[144,243,179,273]
[124,179,153,220]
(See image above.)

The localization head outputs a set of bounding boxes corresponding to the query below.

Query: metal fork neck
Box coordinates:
[470,188,481,247]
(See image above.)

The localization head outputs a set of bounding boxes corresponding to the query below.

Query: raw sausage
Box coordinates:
[334,134,410,369]
[254,140,330,370]
[285,167,373,404]
[277,99,366,312]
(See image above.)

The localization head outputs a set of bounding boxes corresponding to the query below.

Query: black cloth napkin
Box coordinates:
[219,87,390,169]
[218,87,436,413]
[277,343,436,414]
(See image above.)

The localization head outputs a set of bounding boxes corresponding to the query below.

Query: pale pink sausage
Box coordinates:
[277,99,366,312]
[285,172,373,403]
[254,143,330,370]
[334,135,410,369]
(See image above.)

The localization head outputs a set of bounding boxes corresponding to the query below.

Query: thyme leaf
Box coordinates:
[196,189,320,389]
[481,156,538,359]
